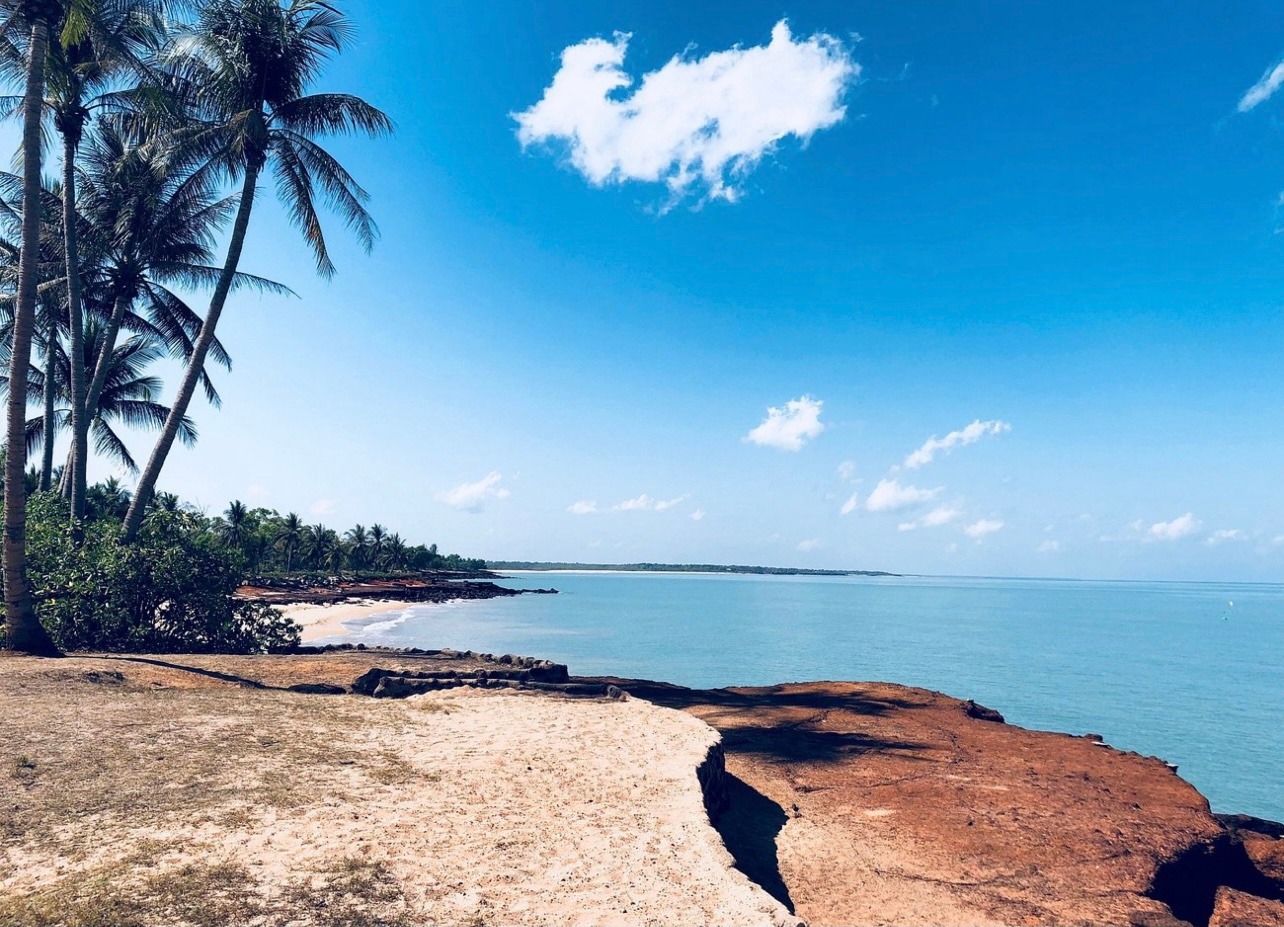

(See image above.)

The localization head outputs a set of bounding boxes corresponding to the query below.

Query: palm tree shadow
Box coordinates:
[715,774,795,914]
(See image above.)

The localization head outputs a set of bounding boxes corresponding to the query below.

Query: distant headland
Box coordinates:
[489,561,899,577]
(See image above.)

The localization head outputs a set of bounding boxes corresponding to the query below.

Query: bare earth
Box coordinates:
[0,653,792,927]
[2,650,1281,926]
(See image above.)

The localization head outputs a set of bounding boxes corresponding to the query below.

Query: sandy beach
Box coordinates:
[281,599,419,642]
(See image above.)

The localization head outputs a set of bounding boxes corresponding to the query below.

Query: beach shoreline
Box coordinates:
[280,599,419,643]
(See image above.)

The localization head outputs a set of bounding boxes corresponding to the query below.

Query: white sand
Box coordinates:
[280,599,417,642]
[4,674,797,926]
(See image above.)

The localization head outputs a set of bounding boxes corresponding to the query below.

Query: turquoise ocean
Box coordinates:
[326,572,1284,822]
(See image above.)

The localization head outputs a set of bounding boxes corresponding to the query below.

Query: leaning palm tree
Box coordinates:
[120,0,390,539]
[56,117,285,495]
[344,523,367,573]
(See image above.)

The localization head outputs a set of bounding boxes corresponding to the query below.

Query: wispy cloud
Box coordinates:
[309,498,336,517]
[568,500,598,515]
[904,419,1010,469]
[921,505,962,528]
[745,395,825,451]
[515,21,857,208]
[964,518,1004,541]
[894,504,962,531]
[1206,529,1246,546]
[612,493,689,512]
[690,508,706,521]
[1239,59,1284,112]
[1038,539,1060,553]
[839,491,860,516]
[865,478,940,512]
[837,460,858,482]
[797,538,821,552]
[437,471,511,513]
[1148,513,1200,542]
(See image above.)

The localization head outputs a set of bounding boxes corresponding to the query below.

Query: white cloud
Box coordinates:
[837,460,858,482]
[921,505,962,528]
[247,483,269,500]
[1148,513,1200,542]
[690,508,706,521]
[964,518,1004,540]
[1239,59,1284,113]
[437,471,511,513]
[839,492,859,516]
[615,493,653,511]
[797,538,821,552]
[1206,529,1246,546]
[568,500,598,515]
[515,21,857,207]
[904,419,1011,469]
[309,498,336,517]
[611,493,688,512]
[1038,539,1061,553]
[745,395,825,451]
[897,522,916,532]
[865,478,940,512]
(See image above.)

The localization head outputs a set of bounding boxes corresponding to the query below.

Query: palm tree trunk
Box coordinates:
[121,162,261,541]
[62,127,88,537]
[39,312,56,491]
[4,20,59,656]
[59,290,130,500]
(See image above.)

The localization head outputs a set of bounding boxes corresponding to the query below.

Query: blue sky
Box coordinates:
[41,1,1284,579]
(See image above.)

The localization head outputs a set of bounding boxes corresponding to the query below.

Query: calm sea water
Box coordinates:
[327,572,1284,822]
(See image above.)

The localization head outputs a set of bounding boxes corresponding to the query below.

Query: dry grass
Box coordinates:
[0,652,789,927]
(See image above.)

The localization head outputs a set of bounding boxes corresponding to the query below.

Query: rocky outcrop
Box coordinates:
[589,677,1284,927]
[238,576,557,609]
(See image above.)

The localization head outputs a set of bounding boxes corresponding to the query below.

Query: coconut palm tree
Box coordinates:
[302,522,330,570]
[368,522,384,564]
[38,2,166,529]
[382,531,405,571]
[219,498,249,551]
[274,510,302,573]
[120,0,390,539]
[4,319,200,475]
[344,523,367,573]
[0,0,156,652]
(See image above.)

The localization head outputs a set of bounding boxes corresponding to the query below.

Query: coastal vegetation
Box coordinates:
[0,0,393,655]
[15,477,486,652]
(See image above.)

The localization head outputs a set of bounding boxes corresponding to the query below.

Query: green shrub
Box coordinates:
[25,493,300,653]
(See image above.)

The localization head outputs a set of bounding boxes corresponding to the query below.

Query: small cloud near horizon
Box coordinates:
[1206,529,1246,546]
[568,500,598,515]
[1148,512,1200,542]
[514,21,857,208]
[437,471,511,513]
[964,518,1004,541]
[745,395,826,451]
[309,498,336,517]
[797,538,821,552]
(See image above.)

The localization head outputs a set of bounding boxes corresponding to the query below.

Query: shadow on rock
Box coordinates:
[715,774,795,914]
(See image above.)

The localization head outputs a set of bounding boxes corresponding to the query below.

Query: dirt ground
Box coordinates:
[0,652,791,927]
[3,650,1281,927]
